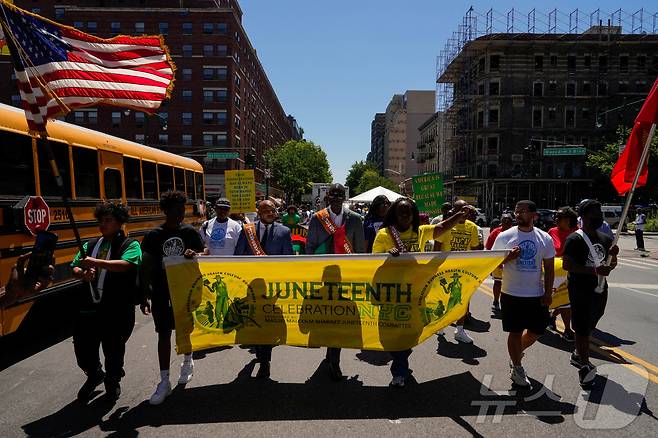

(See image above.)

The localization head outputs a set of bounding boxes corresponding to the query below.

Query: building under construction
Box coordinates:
[436,8,658,218]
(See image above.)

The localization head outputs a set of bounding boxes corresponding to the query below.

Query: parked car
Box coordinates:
[601,206,627,230]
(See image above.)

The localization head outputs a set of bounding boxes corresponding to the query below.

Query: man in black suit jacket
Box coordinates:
[306,184,365,381]
[234,200,292,377]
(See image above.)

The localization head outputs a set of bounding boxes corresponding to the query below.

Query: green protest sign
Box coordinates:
[412,173,444,216]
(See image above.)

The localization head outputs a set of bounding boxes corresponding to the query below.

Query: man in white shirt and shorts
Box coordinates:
[493,200,555,389]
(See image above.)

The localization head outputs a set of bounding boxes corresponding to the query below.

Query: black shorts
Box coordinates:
[501,293,549,335]
[151,294,175,333]
[568,286,608,336]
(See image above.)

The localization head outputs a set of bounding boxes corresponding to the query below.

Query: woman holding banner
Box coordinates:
[371,197,470,387]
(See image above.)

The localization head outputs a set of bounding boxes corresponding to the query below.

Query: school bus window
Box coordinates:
[38,140,72,198]
[174,167,185,192]
[0,131,35,196]
[158,164,174,193]
[185,170,195,199]
[123,157,142,199]
[72,146,100,198]
[142,161,157,199]
[104,168,123,200]
[195,172,204,199]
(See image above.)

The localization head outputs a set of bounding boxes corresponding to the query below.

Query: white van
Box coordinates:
[601,205,626,230]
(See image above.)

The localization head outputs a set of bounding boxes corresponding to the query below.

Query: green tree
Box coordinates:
[264,140,332,202]
[356,169,399,194]
[345,161,378,196]
[587,126,658,199]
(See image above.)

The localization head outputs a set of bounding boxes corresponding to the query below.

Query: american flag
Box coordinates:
[0,2,174,133]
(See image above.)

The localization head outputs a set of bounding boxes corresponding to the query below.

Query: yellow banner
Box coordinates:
[165,251,507,353]
[224,170,255,213]
[550,257,569,309]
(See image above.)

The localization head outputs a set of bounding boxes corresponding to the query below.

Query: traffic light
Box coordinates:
[244,147,256,168]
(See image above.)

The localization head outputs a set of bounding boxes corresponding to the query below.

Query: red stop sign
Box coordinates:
[24,196,50,236]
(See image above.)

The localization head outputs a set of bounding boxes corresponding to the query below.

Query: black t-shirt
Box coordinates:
[141,223,204,296]
[563,230,613,292]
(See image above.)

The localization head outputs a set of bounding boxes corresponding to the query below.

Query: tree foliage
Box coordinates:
[264,140,332,202]
[356,169,399,194]
[587,126,658,199]
[345,161,378,195]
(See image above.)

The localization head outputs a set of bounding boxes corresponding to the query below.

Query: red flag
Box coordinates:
[610,79,658,195]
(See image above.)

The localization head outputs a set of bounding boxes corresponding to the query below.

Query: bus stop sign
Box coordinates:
[23,196,50,236]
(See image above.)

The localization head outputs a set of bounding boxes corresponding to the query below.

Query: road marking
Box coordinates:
[618,258,658,268]
[618,287,658,299]
[477,284,658,385]
[609,283,658,290]
[616,260,651,270]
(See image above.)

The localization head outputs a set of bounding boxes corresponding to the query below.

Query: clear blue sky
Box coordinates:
[239,1,652,184]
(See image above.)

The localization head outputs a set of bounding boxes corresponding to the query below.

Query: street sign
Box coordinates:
[206,152,239,160]
[543,147,586,156]
[412,173,444,216]
[23,196,50,236]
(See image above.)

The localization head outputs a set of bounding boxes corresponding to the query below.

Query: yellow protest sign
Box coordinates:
[550,257,569,309]
[224,170,255,213]
[165,251,507,353]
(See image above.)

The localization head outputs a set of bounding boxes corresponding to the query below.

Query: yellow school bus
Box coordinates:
[0,103,205,336]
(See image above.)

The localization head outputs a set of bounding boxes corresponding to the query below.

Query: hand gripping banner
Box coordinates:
[165,251,508,353]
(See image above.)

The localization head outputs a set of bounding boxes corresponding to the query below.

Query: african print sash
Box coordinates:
[316,208,353,254]
[243,223,266,256]
[388,226,407,253]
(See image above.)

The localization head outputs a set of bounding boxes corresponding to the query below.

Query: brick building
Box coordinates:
[0,0,298,197]
[367,113,385,174]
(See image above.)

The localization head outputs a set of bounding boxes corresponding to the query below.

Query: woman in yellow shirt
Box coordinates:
[371,197,469,387]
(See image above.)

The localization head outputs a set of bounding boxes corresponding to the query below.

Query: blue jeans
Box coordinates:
[390,349,412,377]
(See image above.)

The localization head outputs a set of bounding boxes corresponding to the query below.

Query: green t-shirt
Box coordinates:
[71,239,142,268]
[282,213,301,227]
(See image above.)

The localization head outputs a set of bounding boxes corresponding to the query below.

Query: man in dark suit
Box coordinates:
[306,183,366,381]
[234,200,292,378]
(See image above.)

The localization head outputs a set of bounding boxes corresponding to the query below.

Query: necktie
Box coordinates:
[261,224,269,247]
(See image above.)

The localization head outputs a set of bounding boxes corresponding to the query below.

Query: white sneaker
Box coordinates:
[509,366,531,388]
[149,380,172,405]
[179,360,194,384]
[389,376,406,387]
[454,327,474,344]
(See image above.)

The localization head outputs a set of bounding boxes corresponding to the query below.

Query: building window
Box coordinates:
[182,22,193,35]
[619,55,629,72]
[550,55,557,67]
[74,111,84,124]
[203,90,213,102]
[488,108,499,127]
[534,55,543,70]
[532,108,543,128]
[182,45,193,57]
[217,45,228,57]
[219,67,228,80]
[158,134,168,145]
[159,22,169,35]
[217,133,228,147]
[599,56,608,72]
[111,112,121,127]
[637,55,646,69]
[217,89,228,102]
[87,22,97,34]
[203,22,214,34]
[135,22,145,33]
[203,68,213,80]
[478,57,485,73]
[217,111,227,124]
[10,94,21,107]
[203,134,213,147]
[135,134,145,144]
[618,81,629,93]
[489,81,500,96]
[88,110,98,125]
[565,107,576,128]
[110,22,121,34]
[55,8,65,20]
[182,112,192,125]
[489,55,500,71]
[548,80,557,93]
[598,82,608,96]
[73,21,83,29]
[203,112,214,124]
[548,107,556,121]
[582,81,591,95]
[135,112,145,126]
[183,68,192,81]
[584,55,591,68]
[582,108,590,120]
[182,134,193,147]
[182,90,192,102]
[487,137,498,155]
[635,80,648,92]
[477,111,484,128]
[566,82,576,97]
[567,56,576,71]
[217,22,228,34]
[533,82,543,97]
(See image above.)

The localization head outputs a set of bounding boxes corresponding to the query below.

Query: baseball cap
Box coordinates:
[215,198,231,208]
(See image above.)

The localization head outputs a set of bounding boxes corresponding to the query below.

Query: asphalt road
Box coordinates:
[0,235,656,437]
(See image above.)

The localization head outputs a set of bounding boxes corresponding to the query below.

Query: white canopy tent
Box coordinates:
[348,186,404,203]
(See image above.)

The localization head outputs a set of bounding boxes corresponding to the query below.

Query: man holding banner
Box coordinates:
[306,183,366,381]
[234,200,293,378]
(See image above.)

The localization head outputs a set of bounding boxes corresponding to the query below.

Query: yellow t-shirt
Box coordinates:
[436,220,479,251]
[371,225,436,253]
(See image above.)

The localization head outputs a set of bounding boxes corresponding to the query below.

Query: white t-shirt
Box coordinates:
[492,226,556,297]
[635,213,646,231]
[200,217,242,255]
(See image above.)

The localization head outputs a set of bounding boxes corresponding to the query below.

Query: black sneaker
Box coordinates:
[256,361,270,379]
[77,369,105,403]
[579,363,596,389]
[571,352,596,369]
[547,316,557,332]
[563,330,575,343]
[327,361,343,381]
[104,380,121,400]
